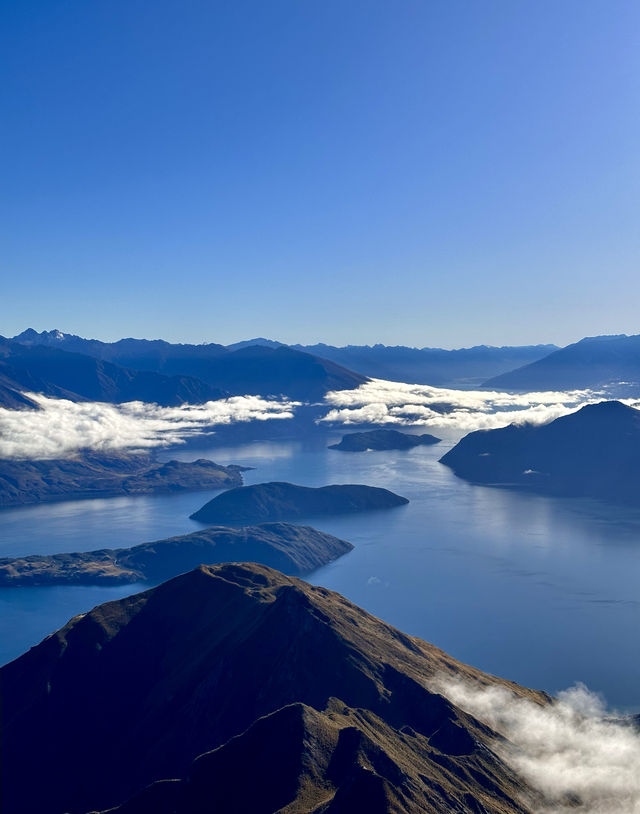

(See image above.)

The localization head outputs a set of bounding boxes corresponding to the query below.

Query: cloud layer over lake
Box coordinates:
[0,393,298,459]
[2,380,638,459]
[322,379,602,433]
[435,676,640,814]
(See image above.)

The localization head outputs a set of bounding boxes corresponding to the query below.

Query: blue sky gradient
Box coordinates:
[2,1,639,347]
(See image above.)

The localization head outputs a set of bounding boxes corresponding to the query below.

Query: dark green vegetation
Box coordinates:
[12,331,368,401]
[0,453,243,508]
[0,523,353,585]
[329,429,441,452]
[1,563,544,814]
[190,481,409,524]
[484,333,640,392]
[440,400,640,504]
[0,336,226,408]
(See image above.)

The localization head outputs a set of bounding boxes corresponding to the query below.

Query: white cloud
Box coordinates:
[434,676,640,814]
[322,379,604,433]
[5,382,639,460]
[0,393,298,460]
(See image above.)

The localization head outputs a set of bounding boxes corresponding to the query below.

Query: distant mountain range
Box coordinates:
[234,335,640,394]
[227,336,559,387]
[292,342,560,387]
[12,328,640,403]
[1,561,543,814]
[10,329,560,401]
[0,337,226,408]
[483,334,640,392]
[12,330,367,402]
[440,400,640,504]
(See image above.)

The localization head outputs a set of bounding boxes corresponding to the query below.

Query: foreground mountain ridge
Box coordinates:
[1,562,544,814]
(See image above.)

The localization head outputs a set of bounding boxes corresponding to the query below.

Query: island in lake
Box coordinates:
[190,481,409,524]
[329,428,441,452]
[440,400,640,504]
[0,452,245,508]
[1,561,545,814]
[0,522,353,586]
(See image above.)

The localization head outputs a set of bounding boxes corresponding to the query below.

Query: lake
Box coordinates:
[1,434,639,709]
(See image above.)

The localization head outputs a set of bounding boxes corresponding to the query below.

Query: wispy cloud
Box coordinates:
[0,393,298,459]
[434,676,640,814]
[322,379,603,432]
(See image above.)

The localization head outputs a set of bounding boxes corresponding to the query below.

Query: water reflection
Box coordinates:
[1,438,639,707]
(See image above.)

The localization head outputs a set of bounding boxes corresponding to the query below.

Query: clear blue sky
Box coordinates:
[2,1,638,348]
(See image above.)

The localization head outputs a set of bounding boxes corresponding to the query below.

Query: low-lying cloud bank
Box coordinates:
[435,676,640,814]
[322,379,603,432]
[0,393,298,459]
[4,381,640,460]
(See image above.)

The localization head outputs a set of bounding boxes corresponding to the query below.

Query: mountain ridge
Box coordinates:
[12,329,560,391]
[440,400,640,503]
[0,522,353,585]
[0,561,544,814]
[0,336,227,408]
[0,453,243,508]
[484,333,640,392]
[11,330,368,401]
[242,338,559,387]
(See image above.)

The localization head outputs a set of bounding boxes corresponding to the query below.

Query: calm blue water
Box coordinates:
[1,435,639,709]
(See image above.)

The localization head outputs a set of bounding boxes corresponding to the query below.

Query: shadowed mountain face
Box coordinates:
[0,523,353,585]
[12,331,368,400]
[440,400,640,503]
[483,334,640,392]
[0,453,243,508]
[190,481,409,524]
[197,345,368,401]
[0,382,38,409]
[288,342,558,387]
[228,339,558,388]
[329,429,441,452]
[0,563,542,814]
[0,337,226,407]
[13,329,229,369]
